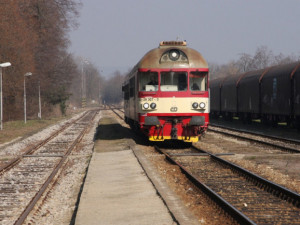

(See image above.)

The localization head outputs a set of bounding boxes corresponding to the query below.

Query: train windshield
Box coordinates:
[189,71,208,91]
[139,72,158,92]
[161,72,187,91]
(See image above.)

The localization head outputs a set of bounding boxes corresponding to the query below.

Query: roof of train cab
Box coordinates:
[135,41,208,70]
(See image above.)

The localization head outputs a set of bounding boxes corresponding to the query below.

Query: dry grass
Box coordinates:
[0,116,70,144]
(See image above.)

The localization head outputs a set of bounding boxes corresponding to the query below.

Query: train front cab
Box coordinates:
[137,69,209,142]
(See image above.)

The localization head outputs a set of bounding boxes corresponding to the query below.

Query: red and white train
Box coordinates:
[122,41,209,142]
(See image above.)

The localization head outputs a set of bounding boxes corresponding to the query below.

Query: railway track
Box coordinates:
[0,110,98,225]
[155,145,300,224]
[109,106,124,120]
[109,106,300,223]
[209,124,300,153]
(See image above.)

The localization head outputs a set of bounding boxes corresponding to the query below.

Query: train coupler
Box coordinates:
[150,125,165,141]
[171,127,178,139]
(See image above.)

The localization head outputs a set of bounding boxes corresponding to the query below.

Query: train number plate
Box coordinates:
[170,107,178,112]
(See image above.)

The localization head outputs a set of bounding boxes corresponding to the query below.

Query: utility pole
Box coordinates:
[0,62,11,130]
[24,72,32,124]
[38,81,41,119]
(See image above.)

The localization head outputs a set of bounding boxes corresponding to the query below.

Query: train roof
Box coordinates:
[261,62,300,80]
[209,61,300,88]
[134,41,208,70]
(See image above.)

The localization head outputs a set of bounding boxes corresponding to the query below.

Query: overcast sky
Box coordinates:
[69,0,300,77]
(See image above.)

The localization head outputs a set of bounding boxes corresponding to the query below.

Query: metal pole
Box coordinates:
[81,61,84,108]
[0,68,2,130]
[38,81,41,119]
[23,72,32,123]
[24,77,27,123]
[81,61,83,99]
[81,59,89,108]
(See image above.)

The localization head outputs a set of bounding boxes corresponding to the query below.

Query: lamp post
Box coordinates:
[24,72,32,124]
[0,62,11,130]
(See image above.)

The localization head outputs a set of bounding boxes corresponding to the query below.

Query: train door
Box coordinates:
[134,74,138,121]
[123,83,130,119]
[129,76,136,121]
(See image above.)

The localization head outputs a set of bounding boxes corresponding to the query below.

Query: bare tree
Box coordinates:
[209,61,239,80]
[236,53,253,72]
[272,53,299,66]
[0,0,81,119]
[69,59,104,107]
[251,46,273,70]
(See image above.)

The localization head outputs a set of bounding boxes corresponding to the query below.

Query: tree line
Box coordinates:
[0,0,125,121]
[0,0,84,120]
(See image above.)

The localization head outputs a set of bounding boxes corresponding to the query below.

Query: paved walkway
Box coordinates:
[75,140,175,225]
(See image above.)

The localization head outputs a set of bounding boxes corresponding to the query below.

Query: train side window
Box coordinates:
[138,72,158,91]
[123,84,129,100]
[161,72,187,91]
[130,77,135,97]
[189,72,208,91]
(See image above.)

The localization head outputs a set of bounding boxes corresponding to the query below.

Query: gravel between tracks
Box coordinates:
[0,112,85,157]
[0,110,101,225]
[23,111,102,225]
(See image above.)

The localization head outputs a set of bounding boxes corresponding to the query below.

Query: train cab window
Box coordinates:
[161,72,187,91]
[138,72,158,92]
[189,72,208,91]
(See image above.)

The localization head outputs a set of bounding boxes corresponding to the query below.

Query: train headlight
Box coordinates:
[169,49,180,61]
[143,103,149,109]
[150,103,156,109]
[192,102,198,109]
[199,102,206,109]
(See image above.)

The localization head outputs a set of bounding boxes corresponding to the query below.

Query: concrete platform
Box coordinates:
[75,144,175,225]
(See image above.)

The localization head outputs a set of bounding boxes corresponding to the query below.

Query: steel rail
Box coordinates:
[191,145,300,208]
[208,125,300,153]
[109,106,124,120]
[14,110,97,225]
[154,145,256,225]
[116,108,124,113]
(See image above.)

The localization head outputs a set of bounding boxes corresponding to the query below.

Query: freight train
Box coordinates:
[210,62,300,129]
[122,41,209,142]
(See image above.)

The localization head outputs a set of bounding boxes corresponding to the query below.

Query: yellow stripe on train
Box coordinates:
[149,136,199,142]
